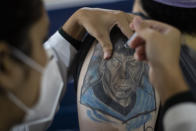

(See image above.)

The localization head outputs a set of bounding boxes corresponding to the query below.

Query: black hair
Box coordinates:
[0,0,43,94]
[140,0,196,34]
[0,0,43,55]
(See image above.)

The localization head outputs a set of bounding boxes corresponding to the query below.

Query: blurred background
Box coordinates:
[45,0,134,130]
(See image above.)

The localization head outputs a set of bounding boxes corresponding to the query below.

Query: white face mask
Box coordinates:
[8,47,64,131]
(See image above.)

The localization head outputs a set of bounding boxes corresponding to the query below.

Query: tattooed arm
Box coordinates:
[77,27,160,131]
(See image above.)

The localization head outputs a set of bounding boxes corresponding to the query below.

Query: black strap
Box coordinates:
[163,91,196,116]
[132,12,150,20]
[72,34,95,91]
[58,28,82,51]
[156,91,196,131]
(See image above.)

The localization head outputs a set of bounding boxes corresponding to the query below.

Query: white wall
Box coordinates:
[44,0,125,10]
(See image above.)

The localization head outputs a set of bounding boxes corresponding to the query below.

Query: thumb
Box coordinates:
[117,22,134,38]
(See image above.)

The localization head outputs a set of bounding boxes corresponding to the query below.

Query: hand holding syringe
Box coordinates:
[125,16,181,67]
[126,17,188,104]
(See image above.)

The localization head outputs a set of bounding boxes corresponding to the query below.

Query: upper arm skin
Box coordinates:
[77,28,160,131]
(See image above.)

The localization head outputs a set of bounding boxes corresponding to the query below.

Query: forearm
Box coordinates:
[151,65,189,104]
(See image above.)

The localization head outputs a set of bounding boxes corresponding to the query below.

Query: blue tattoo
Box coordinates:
[87,110,116,123]
[87,110,103,123]
[80,27,157,130]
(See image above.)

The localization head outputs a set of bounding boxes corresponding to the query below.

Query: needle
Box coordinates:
[124,33,138,49]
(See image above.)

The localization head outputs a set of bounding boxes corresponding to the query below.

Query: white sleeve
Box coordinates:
[44,31,77,84]
[164,103,196,131]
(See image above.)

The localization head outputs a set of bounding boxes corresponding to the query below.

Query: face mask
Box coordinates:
[8,47,64,131]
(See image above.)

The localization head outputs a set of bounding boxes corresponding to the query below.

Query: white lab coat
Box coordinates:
[45,31,196,131]
[44,31,77,85]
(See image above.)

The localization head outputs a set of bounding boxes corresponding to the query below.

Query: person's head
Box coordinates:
[100,40,145,107]
[133,0,196,35]
[0,0,49,129]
